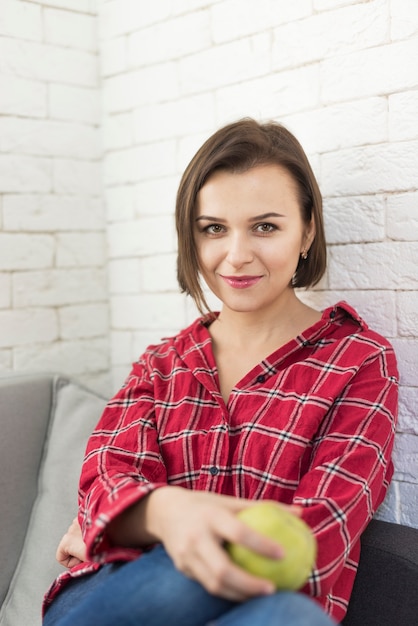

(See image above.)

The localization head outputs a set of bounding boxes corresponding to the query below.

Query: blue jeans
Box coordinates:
[43,545,337,626]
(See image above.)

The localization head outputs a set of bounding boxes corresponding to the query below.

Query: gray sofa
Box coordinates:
[0,373,417,626]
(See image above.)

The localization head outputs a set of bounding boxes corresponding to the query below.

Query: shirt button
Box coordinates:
[256,374,266,383]
[209,466,219,476]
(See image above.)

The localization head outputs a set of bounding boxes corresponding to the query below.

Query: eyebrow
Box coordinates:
[195,212,286,222]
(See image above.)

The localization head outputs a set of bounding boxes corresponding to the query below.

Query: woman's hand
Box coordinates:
[56,518,87,569]
[144,488,301,602]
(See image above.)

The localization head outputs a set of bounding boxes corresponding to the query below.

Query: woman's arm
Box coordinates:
[294,342,398,598]
[107,485,304,602]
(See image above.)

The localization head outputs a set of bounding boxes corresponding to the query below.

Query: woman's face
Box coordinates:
[194,164,315,316]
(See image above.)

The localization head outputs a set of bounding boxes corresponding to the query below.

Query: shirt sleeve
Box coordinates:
[293,340,398,599]
[79,355,168,561]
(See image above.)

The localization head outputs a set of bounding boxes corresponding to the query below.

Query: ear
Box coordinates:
[302,216,316,253]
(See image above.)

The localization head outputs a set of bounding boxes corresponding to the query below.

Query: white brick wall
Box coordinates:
[97,0,418,529]
[0,0,109,391]
[1,0,417,528]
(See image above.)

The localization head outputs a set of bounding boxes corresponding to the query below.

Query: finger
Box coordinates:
[211,510,284,560]
[193,538,275,602]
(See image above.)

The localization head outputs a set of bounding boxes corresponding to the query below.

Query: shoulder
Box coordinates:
[320,301,398,377]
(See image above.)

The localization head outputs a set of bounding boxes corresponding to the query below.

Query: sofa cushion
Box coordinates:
[0,375,107,626]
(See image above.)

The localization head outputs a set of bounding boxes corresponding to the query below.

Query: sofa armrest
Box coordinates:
[343,519,418,625]
[0,374,55,606]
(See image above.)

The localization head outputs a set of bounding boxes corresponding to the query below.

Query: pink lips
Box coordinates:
[220,275,262,289]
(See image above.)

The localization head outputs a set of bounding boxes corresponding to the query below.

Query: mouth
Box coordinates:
[220,275,263,289]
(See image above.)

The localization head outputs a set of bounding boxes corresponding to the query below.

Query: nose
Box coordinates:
[225,231,254,268]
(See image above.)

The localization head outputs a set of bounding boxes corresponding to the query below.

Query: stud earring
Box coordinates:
[301,249,308,260]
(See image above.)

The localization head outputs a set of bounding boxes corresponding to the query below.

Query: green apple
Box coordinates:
[226,501,316,590]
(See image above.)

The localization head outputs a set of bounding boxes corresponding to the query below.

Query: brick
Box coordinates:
[177,130,214,173]
[107,216,176,258]
[0,117,100,159]
[321,141,418,196]
[389,90,418,141]
[179,34,271,95]
[0,38,98,87]
[273,0,388,71]
[3,194,104,231]
[323,195,385,244]
[0,154,51,193]
[128,10,210,67]
[387,192,418,241]
[108,258,142,294]
[397,292,418,337]
[397,481,418,529]
[99,0,171,38]
[106,186,135,222]
[132,328,177,360]
[53,159,101,195]
[59,303,109,339]
[0,274,11,308]
[398,386,418,435]
[134,176,178,217]
[0,0,42,41]
[0,233,54,270]
[103,141,177,186]
[328,243,418,290]
[133,94,215,143]
[110,330,134,364]
[393,432,418,482]
[374,481,399,525]
[44,8,97,52]
[100,36,127,77]
[307,290,397,338]
[212,0,312,42]
[13,268,107,307]
[102,62,179,113]
[140,253,178,293]
[390,0,418,39]
[314,0,364,9]
[13,337,109,375]
[172,0,222,15]
[282,97,388,155]
[25,0,96,13]
[0,74,46,117]
[216,65,320,121]
[56,232,106,267]
[184,288,221,321]
[391,339,418,387]
[321,39,418,103]
[111,293,186,329]
[103,112,134,151]
[0,308,58,348]
[49,84,100,124]
[81,371,112,397]
[0,349,12,371]
[111,364,132,391]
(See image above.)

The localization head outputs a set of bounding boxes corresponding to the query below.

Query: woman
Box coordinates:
[43,119,398,626]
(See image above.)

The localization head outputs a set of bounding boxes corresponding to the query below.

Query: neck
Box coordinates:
[212,291,318,348]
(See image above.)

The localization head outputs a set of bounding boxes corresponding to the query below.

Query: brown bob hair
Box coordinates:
[176,118,326,314]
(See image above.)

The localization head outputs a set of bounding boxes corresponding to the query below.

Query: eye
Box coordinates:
[254,222,277,234]
[202,223,225,235]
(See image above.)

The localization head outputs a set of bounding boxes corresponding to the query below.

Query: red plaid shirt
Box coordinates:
[44,302,398,623]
